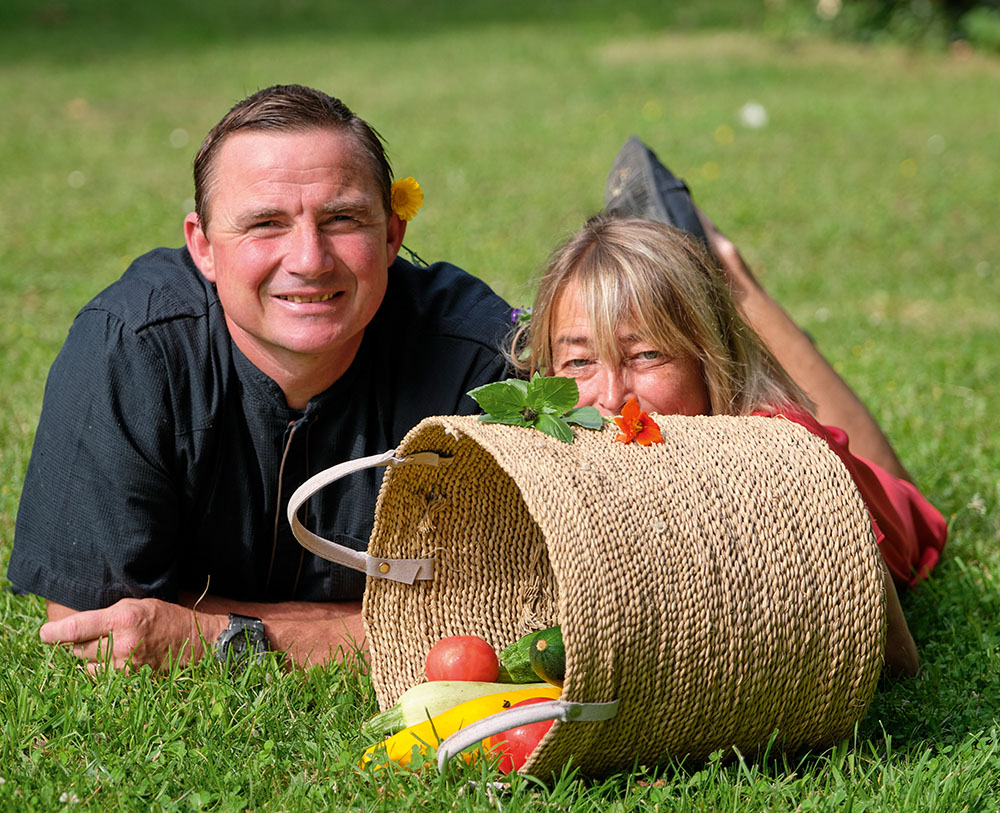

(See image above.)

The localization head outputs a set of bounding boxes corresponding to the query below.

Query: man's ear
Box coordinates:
[386,212,407,266]
[184,212,216,282]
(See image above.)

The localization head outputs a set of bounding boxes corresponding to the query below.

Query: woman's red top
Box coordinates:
[754,406,947,588]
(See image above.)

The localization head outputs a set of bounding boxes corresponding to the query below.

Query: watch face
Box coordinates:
[229,632,250,656]
[217,616,268,665]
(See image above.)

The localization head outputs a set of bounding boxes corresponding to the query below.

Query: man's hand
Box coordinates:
[40,598,215,673]
[40,595,367,672]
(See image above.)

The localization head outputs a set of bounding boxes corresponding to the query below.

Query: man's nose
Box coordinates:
[285,224,335,276]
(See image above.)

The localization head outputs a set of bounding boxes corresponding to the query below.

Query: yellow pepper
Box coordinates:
[361,685,561,768]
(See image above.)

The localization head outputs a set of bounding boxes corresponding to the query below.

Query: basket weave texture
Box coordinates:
[363,414,885,777]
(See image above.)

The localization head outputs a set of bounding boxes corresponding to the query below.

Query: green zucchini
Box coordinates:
[497,629,543,683]
[528,626,565,687]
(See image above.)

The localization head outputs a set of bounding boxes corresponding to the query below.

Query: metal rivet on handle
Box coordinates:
[378,562,390,574]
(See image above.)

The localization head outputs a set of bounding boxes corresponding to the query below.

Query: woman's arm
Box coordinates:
[698,210,913,484]
[695,212,921,676]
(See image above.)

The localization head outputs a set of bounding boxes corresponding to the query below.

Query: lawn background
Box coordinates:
[1,0,998,809]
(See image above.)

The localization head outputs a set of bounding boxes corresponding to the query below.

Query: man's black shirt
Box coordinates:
[8,247,510,609]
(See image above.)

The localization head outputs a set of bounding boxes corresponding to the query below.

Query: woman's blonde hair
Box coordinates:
[512,213,812,416]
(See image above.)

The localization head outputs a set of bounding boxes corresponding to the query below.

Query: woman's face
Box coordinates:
[549,280,711,417]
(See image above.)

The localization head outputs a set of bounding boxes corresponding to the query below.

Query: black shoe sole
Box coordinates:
[605,135,711,252]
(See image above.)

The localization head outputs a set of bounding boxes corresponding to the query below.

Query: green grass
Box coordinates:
[2,1,999,808]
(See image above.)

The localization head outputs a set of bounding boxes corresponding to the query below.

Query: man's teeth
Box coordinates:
[279,293,336,303]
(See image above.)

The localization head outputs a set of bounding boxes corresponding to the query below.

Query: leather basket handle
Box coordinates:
[286,449,448,584]
[435,698,620,772]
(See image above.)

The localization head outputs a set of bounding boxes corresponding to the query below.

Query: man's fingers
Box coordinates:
[72,637,108,661]
[39,598,203,671]
[40,607,111,644]
[40,608,131,668]
[68,635,137,671]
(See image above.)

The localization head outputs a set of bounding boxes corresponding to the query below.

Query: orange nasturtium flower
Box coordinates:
[390,177,424,221]
[614,397,663,446]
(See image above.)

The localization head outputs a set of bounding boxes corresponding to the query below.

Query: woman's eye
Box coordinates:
[636,350,662,362]
[557,357,593,372]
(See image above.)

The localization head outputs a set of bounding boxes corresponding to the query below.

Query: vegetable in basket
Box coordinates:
[424,634,499,682]
[485,697,556,774]
[498,625,565,686]
[361,680,551,738]
[361,685,561,768]
[529,626,566,688]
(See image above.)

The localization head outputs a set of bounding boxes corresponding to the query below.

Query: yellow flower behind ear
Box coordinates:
[391,177,424,221]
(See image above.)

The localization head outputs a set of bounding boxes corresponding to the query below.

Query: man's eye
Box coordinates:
[323,215,358,226]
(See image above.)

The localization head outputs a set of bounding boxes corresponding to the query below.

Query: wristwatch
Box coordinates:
[215,613,270,665]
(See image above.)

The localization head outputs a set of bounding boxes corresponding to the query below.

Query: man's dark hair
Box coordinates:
[193,84,393,229]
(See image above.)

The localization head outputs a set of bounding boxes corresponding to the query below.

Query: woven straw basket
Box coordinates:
[288,414,886,778]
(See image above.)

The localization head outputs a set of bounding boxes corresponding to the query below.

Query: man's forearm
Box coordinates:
[181,593,366,667]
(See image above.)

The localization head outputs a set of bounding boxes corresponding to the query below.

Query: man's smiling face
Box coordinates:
[185,127,403,381]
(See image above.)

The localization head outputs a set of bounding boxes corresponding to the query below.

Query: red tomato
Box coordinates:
[485,697,554,774]
[424,635,500,682]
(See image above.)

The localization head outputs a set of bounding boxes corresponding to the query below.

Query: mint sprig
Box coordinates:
[467,374,603,443]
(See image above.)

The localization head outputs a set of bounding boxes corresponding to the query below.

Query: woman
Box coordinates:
[513,212,947,676]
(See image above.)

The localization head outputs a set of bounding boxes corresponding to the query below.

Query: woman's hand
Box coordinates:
[881,558,920,677]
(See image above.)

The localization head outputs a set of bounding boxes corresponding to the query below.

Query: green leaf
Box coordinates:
[468,376,590,442]
[534,414,575,443]
[506,378,529,395]
[467,380,528,419]
[562,406,604,429]
[526,374,579,414]
[477,413,531,427]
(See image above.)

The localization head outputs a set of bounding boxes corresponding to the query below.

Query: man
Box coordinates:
[8,84,512,669]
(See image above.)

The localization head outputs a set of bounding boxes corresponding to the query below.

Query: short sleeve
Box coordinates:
[759,406,947,588]
[8,308,183,610]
